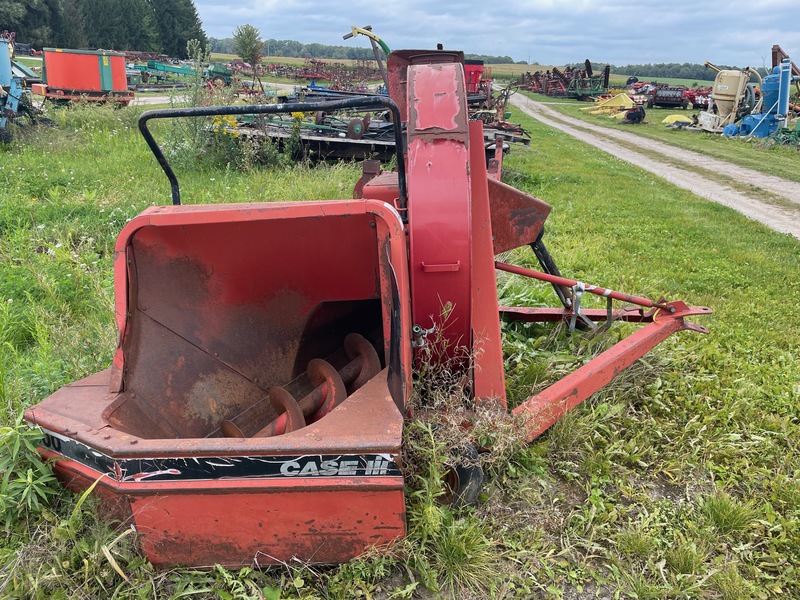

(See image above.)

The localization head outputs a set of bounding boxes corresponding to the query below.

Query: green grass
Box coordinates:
[12,56,42,68]
[495,108,800,594]
[609,74,715,87]
[519,91,800,182]
[1,99,800,598]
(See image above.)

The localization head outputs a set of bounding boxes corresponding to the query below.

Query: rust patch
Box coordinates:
[488,178,552,254]
[407,63,468,143]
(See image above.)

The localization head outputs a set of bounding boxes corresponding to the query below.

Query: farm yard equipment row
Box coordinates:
[228,27,526,163]
[627,81,711,109]
[519,60,610,100]
[265,57,383,91]
[25,48,711,568]
[697,51,799,136]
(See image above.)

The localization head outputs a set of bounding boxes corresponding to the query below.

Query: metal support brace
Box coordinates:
[512,301,711,442]
[568,282,596,333]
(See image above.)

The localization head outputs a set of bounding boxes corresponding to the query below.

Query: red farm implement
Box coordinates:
[684,86,712,109]
[519,61,609,100]
[25,49,711,568]
[646,84,690,109]
[31,47,133,106]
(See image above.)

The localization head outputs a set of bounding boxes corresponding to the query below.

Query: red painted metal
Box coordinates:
[406,62,472,355]
[344,332,382,390]
[307,359,347,419]
[468,120,506,405]
[387,50,464,130]
[25,199,413,566]
[487,180,551,254]
[39,48,132,104]
[511,301,711,442]
[263,387,306,434]
[39,448,405,568]
[496,261,673,310]
[463,61,484,94]
[500,306,669,323]
[246,333,383,438]
[23,48,712,569]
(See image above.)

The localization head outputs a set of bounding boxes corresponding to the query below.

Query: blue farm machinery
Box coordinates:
[698,46,799,137]
[736,58,798,137]
[1,31,46,143]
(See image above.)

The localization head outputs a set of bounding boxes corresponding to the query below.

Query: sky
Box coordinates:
[193,0,799,68]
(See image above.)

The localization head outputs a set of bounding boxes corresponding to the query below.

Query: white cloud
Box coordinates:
[194,0,798,67]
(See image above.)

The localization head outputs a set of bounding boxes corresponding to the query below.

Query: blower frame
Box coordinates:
[24,50,710,568]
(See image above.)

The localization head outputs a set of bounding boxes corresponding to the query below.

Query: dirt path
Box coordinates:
[509,95,800,239]
[131,84,298,106]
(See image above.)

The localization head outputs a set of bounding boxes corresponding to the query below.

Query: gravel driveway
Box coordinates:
[510,95,800,239]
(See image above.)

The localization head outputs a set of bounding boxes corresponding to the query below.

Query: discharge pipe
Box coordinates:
[344,26,390,91]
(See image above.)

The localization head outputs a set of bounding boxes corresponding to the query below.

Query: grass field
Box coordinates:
[1,100,799,598]
[11,56,42,70]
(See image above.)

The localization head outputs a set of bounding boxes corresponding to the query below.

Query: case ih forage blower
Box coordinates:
[25,50,711,568]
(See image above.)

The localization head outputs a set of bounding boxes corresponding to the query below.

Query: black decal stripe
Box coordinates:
[40,430,401,482]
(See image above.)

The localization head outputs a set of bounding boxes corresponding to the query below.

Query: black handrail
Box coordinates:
[138,96,407,206]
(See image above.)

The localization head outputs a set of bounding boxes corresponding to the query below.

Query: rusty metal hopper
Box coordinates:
[26,199,413,567]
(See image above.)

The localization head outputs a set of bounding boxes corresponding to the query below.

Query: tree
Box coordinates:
[58,0,88,48]
[0,0,61,47]
[209,37,233,54]
[70,0,160,51]
[232,24,262,66]
[0,0,27,32]
[1,0,202,52]
[121,0,159,51]
[79,0,126,49]
[148,0,207,58]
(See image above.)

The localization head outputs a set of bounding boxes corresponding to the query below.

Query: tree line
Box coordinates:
[1,0,207,59]
[209,37,519,64]
[608,62,757,82]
